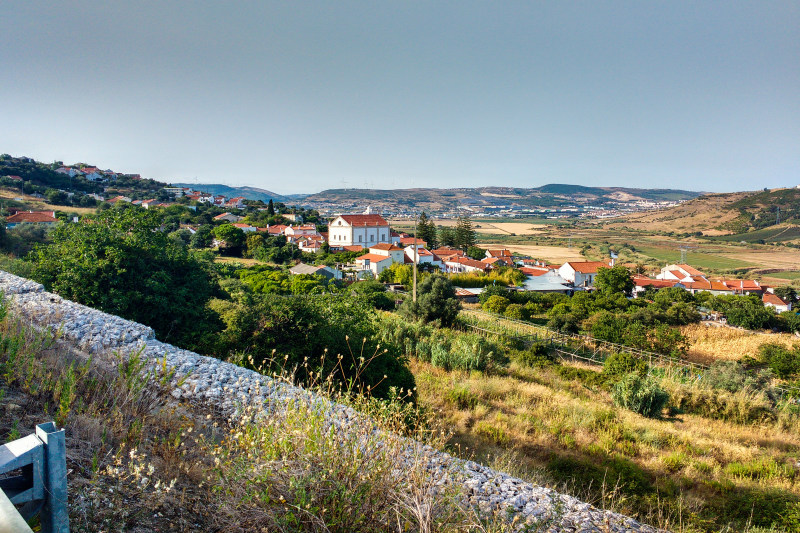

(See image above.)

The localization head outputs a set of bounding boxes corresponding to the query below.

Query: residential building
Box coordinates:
[368,243,406,263]
[763,292,792,312]
[290,263,342,280]
[355,253,394,276]
[213,213,243,223]
[6,210,58,229]
[558,261,612,289]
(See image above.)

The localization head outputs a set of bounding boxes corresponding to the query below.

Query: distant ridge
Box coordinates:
[302,184,702,212]
[171,183,289,203]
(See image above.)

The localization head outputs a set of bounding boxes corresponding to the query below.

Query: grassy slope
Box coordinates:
[414,356,800,532]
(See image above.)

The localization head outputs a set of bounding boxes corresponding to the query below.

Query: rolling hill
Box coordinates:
[171,183,289,203]
[606,187,800,239]
[302,185,701,213]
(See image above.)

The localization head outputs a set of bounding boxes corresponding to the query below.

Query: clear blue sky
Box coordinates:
[1,1,797,194]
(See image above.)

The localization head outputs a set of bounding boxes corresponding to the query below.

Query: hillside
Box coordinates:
[303,185,701,213]
[605,188,800,238]
[171,183,288,203]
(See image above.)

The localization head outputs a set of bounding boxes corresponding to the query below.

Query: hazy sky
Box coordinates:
[1,2,798,194]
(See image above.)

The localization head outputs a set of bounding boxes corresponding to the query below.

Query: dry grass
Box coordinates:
[0,188,98,215]
[682,323,800,363]
[479,243,585,264]
[411,357,800,532]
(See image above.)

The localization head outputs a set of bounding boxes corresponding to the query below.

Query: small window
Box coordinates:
[358,235,362,242]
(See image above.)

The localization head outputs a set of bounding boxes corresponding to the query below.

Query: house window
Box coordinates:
[358,235,362,242]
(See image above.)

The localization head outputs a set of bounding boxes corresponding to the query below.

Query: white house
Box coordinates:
[369,243,406,263]
[55,167,84,178]
[285,224,319,238]
[328,214,391,248]
[444,257,488,274]
[558,261,612,289]
[763,292,792,312]
[403,245,442,268]
[354,253,394,276]
[656,264,705,283]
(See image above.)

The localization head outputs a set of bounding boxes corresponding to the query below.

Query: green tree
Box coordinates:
[28,208,218,349]
[595,265,635,296]
[214,224,246,256]
[416,212,437,249]
[774,286,798,304]
[438,226,455,248]
[453,215,476,251]
[399,274,460,327]
[267,198,275,216]
[466,246,486,261]
[190,224,214,249]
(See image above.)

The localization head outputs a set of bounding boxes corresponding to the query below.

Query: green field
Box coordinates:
[768,271,800,280]
[635,245,752,271]
[712,225,800,243]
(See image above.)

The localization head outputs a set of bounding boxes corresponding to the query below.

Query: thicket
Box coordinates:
[211,292,414,400]
[28,206,220,350]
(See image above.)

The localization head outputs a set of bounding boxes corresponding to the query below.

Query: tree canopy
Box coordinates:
[28,207,219,349]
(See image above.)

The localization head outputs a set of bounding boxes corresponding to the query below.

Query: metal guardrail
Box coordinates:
[0,422,68,533]
[460,309,800,399]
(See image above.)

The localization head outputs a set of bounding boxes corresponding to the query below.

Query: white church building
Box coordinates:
[328,214,391,248]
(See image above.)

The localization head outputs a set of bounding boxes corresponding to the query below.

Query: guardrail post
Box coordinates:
[36,422,68,533]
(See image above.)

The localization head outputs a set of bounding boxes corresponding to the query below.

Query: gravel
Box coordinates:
[0,270,661,532]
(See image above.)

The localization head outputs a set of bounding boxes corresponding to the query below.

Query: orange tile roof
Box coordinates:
[521,266,550,276]
[6,211,57,223]
[677,264,704,277]
[564,261,610,274]
[370,243,403,251]
[763,293,788,306]
[356,253,393,262]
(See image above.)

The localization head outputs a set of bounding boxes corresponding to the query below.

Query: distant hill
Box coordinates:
[607,187,800,239]
[302,184,701,213]
[171,183,288,203]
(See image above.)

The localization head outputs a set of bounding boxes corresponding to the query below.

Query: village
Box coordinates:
[6,196,794,316]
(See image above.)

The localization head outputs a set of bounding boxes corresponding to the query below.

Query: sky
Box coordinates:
[1,2,798,194]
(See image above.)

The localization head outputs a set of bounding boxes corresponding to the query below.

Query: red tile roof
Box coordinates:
[452,257,488,270]
[564,261,610,274]
[337,214,389,226]
[521,266,550,276]
[6,211,57,223]
[632,276,679,288]
[677,264,704,277]
[399,237,427,247]
[763,293,789,306]
[370,243,403,251]
[486,249,512,258]
[431,247,463,257]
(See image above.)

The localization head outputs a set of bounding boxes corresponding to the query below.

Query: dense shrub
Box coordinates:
[611,373,669,418]
[665,384,775,424]
[754,343,800,379]
[703,361,774,393]
[483,295,511,315]
[503,303,528,320]
[603,352,648,378]
[399,274,460,327]
[516,343,555,368]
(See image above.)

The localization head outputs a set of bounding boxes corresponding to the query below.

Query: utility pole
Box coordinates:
[413,213,418,303]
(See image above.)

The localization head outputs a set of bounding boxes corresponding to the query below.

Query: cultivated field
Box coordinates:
[481,243,585,264]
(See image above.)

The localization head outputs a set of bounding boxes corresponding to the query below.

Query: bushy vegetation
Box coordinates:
[28,206,220,349]
[610,373,670,418]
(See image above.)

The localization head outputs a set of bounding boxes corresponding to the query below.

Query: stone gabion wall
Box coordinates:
[0,270,658,532]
